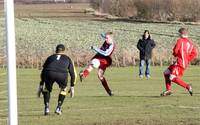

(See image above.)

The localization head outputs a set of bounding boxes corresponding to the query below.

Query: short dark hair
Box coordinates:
[144,30,149,34]
[142,30,151,39]
[56,44,65,53]
[178,27,188,34]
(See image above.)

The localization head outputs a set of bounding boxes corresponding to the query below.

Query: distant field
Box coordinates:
[0,3,94,18]
[0,3,200,67]
[0,67,200,125]
[14,3,96,19]
[1,17,200,67]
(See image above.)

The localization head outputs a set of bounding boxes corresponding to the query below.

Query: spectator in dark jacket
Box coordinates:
[137,30,156,78]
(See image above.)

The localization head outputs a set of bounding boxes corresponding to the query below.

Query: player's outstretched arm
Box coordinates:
[91,43,114,56]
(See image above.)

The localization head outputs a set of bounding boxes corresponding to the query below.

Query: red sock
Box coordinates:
[172,77,189,89]
[83,69,90,77]
[101,77,111,93]
[164,74,171,91]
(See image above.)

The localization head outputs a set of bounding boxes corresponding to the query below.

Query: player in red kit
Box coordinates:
[161,28,197,96]
[79,32,115,96]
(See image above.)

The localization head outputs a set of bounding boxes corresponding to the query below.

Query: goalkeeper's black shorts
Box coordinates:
[43,70,67,92]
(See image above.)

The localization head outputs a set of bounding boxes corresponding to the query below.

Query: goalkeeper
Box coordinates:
[37,44,77,115]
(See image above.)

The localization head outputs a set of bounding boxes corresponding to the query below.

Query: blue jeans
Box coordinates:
[139,59,151,76]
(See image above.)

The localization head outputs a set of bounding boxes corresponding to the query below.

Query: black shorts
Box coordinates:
[44,70,67,92]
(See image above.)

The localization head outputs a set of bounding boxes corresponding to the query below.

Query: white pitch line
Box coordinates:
[152,105,174,108]
[77,107,117,111]
[67,107,130,112]
[178,105,200,109]
[152,105,167,107]
[15,107,129,115]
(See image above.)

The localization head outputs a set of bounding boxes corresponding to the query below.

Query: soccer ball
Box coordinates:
[91,59,100,69]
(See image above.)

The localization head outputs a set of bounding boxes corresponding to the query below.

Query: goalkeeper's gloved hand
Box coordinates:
[68,87,74,98]
[37,85,43,98]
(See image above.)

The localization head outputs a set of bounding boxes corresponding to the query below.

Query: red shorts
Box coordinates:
[168,64,185,77]
[92,54,112,71]
[95,58,110,70]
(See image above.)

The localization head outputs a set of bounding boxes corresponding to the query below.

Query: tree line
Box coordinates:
[92,0,200,22]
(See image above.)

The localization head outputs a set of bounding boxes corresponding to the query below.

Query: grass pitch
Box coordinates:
[0,66,200,125]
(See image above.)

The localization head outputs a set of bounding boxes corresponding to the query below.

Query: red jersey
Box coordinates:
[173,37,197,69]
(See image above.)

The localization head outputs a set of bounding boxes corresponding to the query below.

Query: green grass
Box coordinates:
[0,66,200,125]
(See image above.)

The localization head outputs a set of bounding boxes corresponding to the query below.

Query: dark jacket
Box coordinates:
[137,38,156,60]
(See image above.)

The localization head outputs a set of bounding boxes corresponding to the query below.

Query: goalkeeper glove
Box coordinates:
[37,85,43,98]
[68,87,74,98]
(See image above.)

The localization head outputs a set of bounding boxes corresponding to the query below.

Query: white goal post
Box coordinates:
[4,0,18,125]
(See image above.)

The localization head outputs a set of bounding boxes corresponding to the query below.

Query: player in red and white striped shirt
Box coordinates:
[79,32,115,96]
[161,28,197,96]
